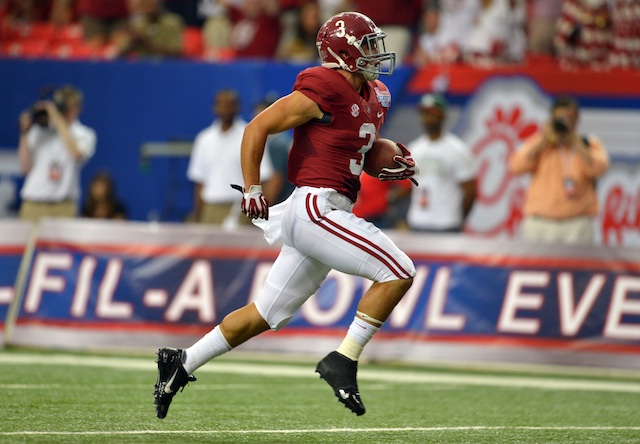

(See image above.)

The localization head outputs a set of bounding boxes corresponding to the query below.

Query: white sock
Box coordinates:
[183,325,231,374]
[336,316,380,361]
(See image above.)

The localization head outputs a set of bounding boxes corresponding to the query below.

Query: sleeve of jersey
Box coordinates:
[293,70,337,113]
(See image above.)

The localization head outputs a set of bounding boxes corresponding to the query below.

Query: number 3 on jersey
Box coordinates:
[349,123,376,176]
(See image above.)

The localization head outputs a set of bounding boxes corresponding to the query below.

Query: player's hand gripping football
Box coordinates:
[378,143,419,185]
[241,184,269,220]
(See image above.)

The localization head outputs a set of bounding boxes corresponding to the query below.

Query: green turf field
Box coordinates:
[1,349,639,444]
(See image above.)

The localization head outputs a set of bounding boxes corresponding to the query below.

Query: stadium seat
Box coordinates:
[53,42,97,60]
[183,27,203,59]
[1,21,28,40]
[1,39,50,58]
[0,41,22,57]
[203,47,236,62]
[0,20,13,41]
[54,24,83,44]
[2,21,56,40]
[28,22,56,41]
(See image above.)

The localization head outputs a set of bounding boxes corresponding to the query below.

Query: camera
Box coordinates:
[552,118,569,134]
[31,107,49,127]
[30,86,66,127]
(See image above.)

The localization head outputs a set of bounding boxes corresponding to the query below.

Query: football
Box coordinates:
[363,138,402,177]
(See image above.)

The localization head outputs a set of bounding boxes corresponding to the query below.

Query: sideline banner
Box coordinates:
[0,220,33,341]
[5,218,639,368]
[5,218,280,349]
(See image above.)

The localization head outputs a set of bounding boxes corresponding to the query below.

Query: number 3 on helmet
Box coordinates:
[316,12,396,81]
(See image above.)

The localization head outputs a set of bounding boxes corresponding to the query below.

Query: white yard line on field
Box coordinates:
[1,426,640,437]
[1,352,640,394]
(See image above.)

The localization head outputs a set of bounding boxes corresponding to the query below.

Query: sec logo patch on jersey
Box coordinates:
[351,104,360,117]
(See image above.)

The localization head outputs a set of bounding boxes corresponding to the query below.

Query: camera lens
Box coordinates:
[552,118,569,134]
[31,107,49,127]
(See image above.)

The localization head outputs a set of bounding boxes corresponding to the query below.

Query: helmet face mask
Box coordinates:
[354,31,395,80]
[317,12,396,81]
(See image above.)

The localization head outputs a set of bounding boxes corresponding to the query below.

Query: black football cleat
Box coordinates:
[154,348,196,419]
[315,351,365,416]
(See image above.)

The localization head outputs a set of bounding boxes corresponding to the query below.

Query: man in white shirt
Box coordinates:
[431,0,481,63]
[18,85,96,221]
[404,93,477,232]
[187,89,274,226]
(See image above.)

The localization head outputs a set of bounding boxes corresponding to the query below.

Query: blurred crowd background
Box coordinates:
[1,0,639,69]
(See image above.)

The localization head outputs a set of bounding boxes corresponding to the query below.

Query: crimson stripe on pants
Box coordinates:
[304,194,411,279]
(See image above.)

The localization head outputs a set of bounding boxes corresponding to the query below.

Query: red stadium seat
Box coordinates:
[53,42,94,60]
[28,22,56,40]
[20,39,51,57]
[203,47,236,62]
[183,26,203,59]
[3,21,56,40]
[54,24,83,43]
[1,39,51,58]
[1,22,29,40]
[0,41,23,57]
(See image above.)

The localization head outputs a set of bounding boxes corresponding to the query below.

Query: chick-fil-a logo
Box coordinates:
[458,78,550,238]
[597,167,640,246]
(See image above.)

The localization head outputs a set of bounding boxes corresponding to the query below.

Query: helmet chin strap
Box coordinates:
[327,47,352,72]
[326,46,379,81]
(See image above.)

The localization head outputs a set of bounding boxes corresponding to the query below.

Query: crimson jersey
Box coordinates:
[288,66,391,203]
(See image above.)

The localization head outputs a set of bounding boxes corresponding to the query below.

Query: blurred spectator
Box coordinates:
[50,0,74,26]
[114,0,185,58]
[508,96,610,245]
[527,0,563,56]
[317,0,342,22]
[165,0,202,26]
[277,0,308,60]
[1,0,54,24]
[187,89,275,227]
[609,0,640,68]
[412,5,439,66]
[227,0,281,59]
[276,0,321,63]
[0,0,73,31]
[17,85,96,221]
[253,95,294,205]
[412,0,481,66]
[74,0,129,48]
[199,0,233,58]
[554,0,612,69]
[82,170,127,219]
[342,0,423,64]
[403,93,477,233]
[465,0,526,66]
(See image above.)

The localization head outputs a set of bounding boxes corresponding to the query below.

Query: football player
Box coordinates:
[155,11,418,418]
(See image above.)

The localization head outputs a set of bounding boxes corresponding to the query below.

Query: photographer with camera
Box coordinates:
[508,96,610,245]
[17,85,96,221]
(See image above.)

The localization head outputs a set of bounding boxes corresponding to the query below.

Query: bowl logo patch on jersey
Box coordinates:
[374,87,391,108]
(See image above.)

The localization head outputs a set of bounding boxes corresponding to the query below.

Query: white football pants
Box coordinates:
[255,186,416,330]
